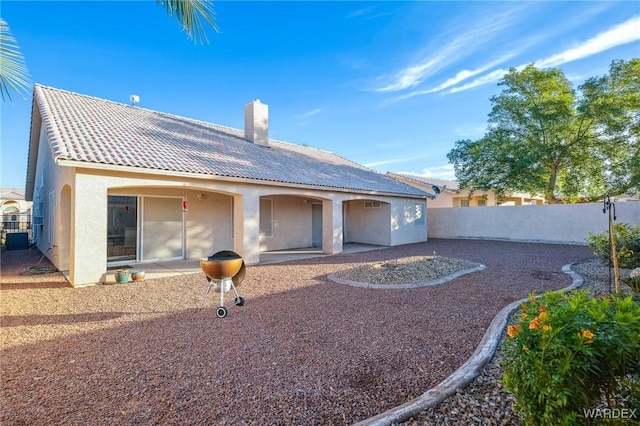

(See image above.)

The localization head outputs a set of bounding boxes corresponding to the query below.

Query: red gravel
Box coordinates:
[1,240,593,425]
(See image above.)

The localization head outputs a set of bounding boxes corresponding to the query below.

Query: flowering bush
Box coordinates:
[587,223,640,269]
[625,268,640,293]
[502,290,640,425]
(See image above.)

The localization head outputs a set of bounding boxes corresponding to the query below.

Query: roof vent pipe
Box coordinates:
[244,99,269,146]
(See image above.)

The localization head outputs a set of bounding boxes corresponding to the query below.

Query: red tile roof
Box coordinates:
[31,85,429,197]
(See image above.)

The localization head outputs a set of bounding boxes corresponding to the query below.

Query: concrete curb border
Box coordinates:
[328,264,486,289]
[352,263,584,426]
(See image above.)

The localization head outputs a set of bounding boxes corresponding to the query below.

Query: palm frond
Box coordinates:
[156,0,219,44]
[0,19,31,102]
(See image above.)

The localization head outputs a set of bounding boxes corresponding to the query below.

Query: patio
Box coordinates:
[1,239,593,425]
[97,243,388,283]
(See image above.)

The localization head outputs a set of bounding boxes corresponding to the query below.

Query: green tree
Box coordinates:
[0,0,218,102]
[447,59,640,203]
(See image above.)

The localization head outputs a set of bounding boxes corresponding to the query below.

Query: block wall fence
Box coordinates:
[427,202,640,245]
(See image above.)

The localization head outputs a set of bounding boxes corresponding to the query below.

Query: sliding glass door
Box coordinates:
[107,196,138,262]
[107,195,184,264]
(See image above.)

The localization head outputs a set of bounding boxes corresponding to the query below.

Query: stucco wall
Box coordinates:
[391,199,428,246]
[112,187,234,259]
[32,126,75,270]
[259,195,314,251]
[36,158,429,286]
[427,202,640,245]
[344,200,392,246]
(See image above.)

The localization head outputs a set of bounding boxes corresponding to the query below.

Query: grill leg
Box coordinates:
[199,278,216,310]
[230,282,241,299]
[220,278,227,308]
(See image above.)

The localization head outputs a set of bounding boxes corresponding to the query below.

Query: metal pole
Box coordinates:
[603,195,620,294]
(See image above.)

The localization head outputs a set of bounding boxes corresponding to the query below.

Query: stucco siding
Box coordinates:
[32,126,75,271]
[391,199,428,246]
[259,195,313,251]
[427,202,640,245]
[345,200,391,246]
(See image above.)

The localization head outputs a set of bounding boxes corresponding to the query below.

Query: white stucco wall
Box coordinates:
[37,157,429,286]
[259,195,314,251]
[32,126,75,271]
[111,187,234,259]
[344,200,391,246]
[427,202,640,245]
[391,199,428,246]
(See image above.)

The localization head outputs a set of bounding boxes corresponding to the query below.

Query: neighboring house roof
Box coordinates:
[26,85,430,198]
[387,172,546,202]
[386,172,458,194]
[0,188,26,200]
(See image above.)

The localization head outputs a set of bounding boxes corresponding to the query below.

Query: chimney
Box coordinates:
[244,99,269,146]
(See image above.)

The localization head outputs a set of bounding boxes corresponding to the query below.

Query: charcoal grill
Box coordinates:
[199,250,246,318]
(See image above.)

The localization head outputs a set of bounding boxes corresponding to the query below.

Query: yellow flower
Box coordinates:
[539,305,546,313]
[578,328,594,343]
[538,311,548,320]
[542,325,551,332]
[507,324,521,338]
[529,317,541,330]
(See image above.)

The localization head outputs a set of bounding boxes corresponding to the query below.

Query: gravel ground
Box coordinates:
[1,240,594,425]
[333,256,481,286]
[396,258,637,426]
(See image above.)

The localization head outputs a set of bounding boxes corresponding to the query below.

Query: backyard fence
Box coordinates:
[427,202,640,245]
[1,213,33,250]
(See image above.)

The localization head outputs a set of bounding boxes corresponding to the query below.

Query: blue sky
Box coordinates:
[1,1,639,189]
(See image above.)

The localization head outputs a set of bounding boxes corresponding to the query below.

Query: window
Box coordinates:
[364,201,381,209]
[259,198,273,237]
[460,199,469,207]
[33,201,43,225]
[477,199,486,207]
[414,202,425,226]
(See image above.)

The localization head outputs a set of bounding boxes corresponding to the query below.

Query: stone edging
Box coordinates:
[352,263,584,426]
[327,264,486,289]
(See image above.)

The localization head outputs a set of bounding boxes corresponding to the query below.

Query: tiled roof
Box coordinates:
[32,85,429,197]
[0,188,26,200]
[386,172,458,192]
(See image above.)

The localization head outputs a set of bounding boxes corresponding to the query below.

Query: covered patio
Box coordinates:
[99,243,388,283]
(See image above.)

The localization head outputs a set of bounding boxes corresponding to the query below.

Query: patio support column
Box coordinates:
[69,175,108,286]
[235,193,260,265]
[322,198,343,254]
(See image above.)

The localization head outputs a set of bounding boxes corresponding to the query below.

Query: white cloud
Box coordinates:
[448,68,513,94]
[370,5,530,93]
[365,153,431,168]
[297,107,326,119]
[382,54,516,104]
[347,5,395,20]
[447,15,640,94]
[348,6,378,19]
[536,15,640,68]
[395,164,457,180]
[419,164,457,180]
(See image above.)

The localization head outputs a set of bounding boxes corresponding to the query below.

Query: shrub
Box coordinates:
[587,223,640,269]
[502,290,640,426]
[625,268,640,293]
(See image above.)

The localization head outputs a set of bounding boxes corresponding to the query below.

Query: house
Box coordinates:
[1,188,33,249]
[387,173,544,208]
[26,85,433,286]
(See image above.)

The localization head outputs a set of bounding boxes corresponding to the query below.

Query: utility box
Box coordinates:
[6,233,29,250]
